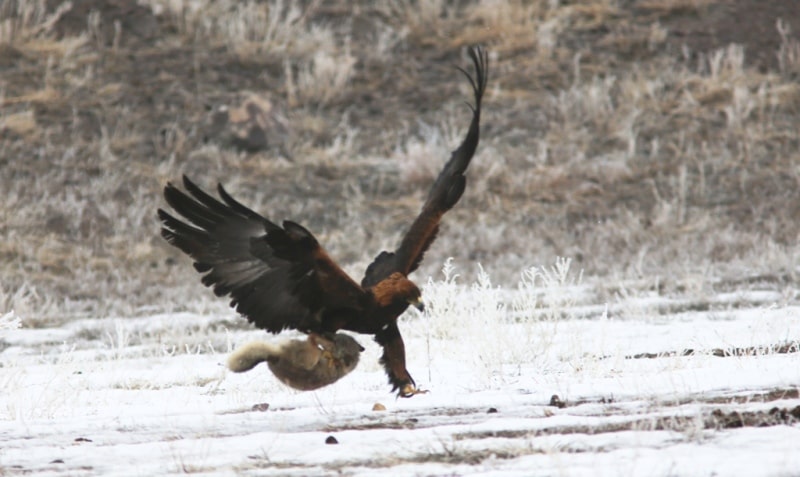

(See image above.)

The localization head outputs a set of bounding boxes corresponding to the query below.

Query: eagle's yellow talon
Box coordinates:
[400,384,429,398]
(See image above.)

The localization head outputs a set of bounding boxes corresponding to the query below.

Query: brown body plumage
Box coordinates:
[158,46,489,397]
[227,333,363,391]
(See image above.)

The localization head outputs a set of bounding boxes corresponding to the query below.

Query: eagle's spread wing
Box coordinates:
[362,46,489,287]
[159,175,366,333]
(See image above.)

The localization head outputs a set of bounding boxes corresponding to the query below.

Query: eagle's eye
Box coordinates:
[407,295,425,312]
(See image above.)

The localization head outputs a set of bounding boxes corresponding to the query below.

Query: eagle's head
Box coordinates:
[372,272,425,313]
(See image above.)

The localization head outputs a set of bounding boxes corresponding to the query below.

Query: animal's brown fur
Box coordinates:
[228,333,363,391]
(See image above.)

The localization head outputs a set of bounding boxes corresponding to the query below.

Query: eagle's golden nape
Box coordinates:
[227,333,363,391]
[159,46,489,397]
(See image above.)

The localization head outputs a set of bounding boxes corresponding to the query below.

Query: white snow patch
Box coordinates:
[2,268,799,476]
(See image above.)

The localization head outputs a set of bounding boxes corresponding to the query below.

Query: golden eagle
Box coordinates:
[158,46,488,397]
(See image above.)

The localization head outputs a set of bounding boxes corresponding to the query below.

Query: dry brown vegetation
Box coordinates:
[1,0,799,322]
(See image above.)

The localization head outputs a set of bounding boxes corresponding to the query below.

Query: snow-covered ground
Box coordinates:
[2,263,799,476]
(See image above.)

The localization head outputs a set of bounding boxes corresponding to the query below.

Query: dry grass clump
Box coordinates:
[0,0,68,45]
[285,46,357,106]
[777,19,800,77]
[144,0,324,56]
[1,0,799,323]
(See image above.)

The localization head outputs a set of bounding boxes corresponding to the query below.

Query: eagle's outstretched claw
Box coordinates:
[399,383,429,398]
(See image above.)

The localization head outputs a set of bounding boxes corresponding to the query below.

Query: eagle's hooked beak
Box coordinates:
[409,296,425,312]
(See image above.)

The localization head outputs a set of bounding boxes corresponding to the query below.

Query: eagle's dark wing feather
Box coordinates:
[362,46,489,287]
[159,175,366,333]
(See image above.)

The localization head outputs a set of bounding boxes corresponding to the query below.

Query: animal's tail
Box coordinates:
[227,341,280,372]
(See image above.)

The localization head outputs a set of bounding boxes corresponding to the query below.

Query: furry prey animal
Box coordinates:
[228,333,364,391]
[158,46,489,397]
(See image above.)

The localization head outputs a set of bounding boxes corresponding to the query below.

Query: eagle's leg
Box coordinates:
[375,322,427,397]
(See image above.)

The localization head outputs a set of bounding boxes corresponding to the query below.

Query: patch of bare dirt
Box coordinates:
[551,387,800,410]
[2,0,799,318]
[625,341,800,359]
[657,0,800,72]
[47,0,161,47]
[456,404,800,441]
